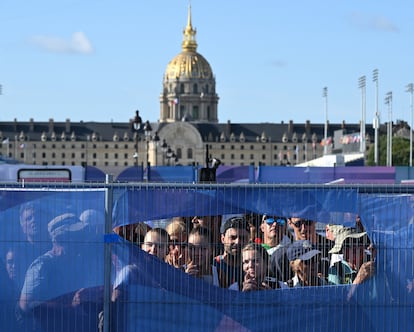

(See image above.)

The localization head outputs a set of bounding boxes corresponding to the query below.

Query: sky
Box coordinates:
[1,1,414,126]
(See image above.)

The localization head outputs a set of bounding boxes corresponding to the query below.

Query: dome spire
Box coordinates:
[182,3,197,52]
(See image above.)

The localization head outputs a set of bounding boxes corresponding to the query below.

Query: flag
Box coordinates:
[19,143,25,149]
[2,138,9,144]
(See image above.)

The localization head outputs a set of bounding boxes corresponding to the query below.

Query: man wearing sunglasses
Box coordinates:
[288,216,333,280]
[260,215,293,283]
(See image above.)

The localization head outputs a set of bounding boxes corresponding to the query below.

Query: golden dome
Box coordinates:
[165,52,213,80]
[164,5,213,80]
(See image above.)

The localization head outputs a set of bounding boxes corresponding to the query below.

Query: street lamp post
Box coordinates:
[373,69,379,165]
[359,76,366,153]
[323,87,328,155]
[132,110,142,167]
[385,92,393,167]
[152,131,160,166]
[143,120,153,168]
[161,139,168,166]
[406,83,414,167]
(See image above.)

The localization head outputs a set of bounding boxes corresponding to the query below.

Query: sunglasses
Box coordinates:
[291,219,315,228]
[264,217,286,226]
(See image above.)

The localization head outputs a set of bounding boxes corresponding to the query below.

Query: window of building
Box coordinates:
[221,154,225,159]
[124,144,128,149]
[176,148,182,159]
[93,153,97,159]
[192,106,199,119]
[20,152,24,158]
[51,152,56,158]
[231,154,235,159]
[262,145,266,150]
[93,162,96,166]
[221,145,225,149]
[52,161,56,165]
[42,145,46,149]
[114,161,118,166]
[180,83,185,93]
[207,106,210,119]
[61,153,65,158]
[114,144,118,149]
[71,153,75,158]
[105,153,108,159]
[274,145,278,150]
[262,154,266,160]
[231,145,235,150]
[105,144,109,149]
[114,153,118,159]
[52,144,56,149]
[187,148,193,159]
[71,162,75,166]
[71,144,76,149]
[81,153,85,158]
[283,145,287,150]
[124,153,128,159]
[124,161,128,166]
[105,162,108,166]
[240,154,244,160]
[93,144,97,149]
[241,145,244,150]
[250,154,254,160]
[42,152,46,158]
[250,145,254,150]
[61,144,65,149]
[193,84,198,94]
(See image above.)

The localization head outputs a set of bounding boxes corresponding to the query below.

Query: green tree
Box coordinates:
[366,135,412,166]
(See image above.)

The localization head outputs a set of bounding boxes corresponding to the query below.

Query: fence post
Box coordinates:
[103,175,114,332]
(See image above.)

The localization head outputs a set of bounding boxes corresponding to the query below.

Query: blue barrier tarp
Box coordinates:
[0,186,413,331]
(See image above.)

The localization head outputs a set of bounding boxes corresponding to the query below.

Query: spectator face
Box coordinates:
[20,207,40,242]
[344,242,366,270]
[5,250,16,281]
[242,249,266,282]
[260,217,286,243]
[192,216,213,229]
[325,225,335,241]
[291,256,320,285]
[141,232,168,260]
[187,233,211,275]
[169,233,188,267]
[221,228,249,257]
[289,218,316,241]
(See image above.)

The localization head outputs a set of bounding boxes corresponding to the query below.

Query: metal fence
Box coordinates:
[0,182,413,331]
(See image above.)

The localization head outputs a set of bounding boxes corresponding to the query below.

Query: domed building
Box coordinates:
[0,5,376,176]
[159,5,219,123]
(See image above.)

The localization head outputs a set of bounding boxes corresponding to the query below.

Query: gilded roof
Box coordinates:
[164,5,213,80]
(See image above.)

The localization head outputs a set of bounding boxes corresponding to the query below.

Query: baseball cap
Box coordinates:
[220,216,248,234]
[48,213,86,240]
[328,227,367,254]
[287,240,321,261]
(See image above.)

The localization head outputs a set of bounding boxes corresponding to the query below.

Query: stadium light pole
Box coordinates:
[385,92,393,167]
[323,87,328,155]
[359,76,366,154]
[406,83,414,167]
[373,69,379,165]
